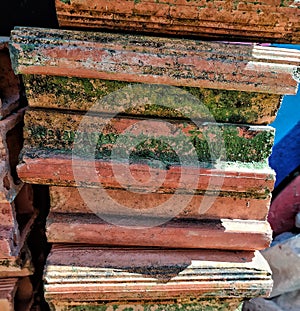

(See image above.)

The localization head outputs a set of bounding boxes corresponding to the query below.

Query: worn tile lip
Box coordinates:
[17,151,275,185]
[46,212,272,250]
[49,185,271,221]
[10,27,300,61]
[9,26,300,94]
[43,246,272,301]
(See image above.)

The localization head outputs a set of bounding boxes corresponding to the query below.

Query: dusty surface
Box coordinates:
[10,27,300,94]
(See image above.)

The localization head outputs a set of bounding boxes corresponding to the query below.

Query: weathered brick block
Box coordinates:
[0,38,21,120]
[46,212,272,250]
[44,245,272,310]
[23,109,275,164]
[16,152,275,195]
[50,186,271,221]
[22,75,282,125]
[10,27,300,94]
[55,0,300,43]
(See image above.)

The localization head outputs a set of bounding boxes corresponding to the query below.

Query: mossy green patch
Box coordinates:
[24,123,274,165]
[23,75,281,125]
[60,298,241,310]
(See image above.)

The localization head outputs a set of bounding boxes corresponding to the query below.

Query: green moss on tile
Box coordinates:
[223,127,274,162]
[24,122,274,165]
[58,298,242,310]
[23,75,281,124]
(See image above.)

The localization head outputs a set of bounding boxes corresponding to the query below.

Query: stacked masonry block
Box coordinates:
[55,0,300,43]
[0,38,36,311]
[10,21,300,310]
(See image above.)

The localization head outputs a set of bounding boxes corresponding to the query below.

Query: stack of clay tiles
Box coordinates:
[10,1,300,310]
[0,38,36,311]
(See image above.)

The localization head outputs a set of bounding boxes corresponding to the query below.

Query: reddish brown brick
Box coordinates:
[46,212,272,250]
[10,27,300,94]
[44,245,272,309]
[17,153,275,195]
[55,0,300,43]
[50,186,271,221]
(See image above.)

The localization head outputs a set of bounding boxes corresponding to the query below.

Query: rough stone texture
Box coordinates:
[10,27,300,94]
[268,174,300,234]
[44,245,271,310]
[242,297,283,311]
[0,38,21,120]
[243,289,300,310]
[17,153,275,195]
[0,108,25,203]
[272,289,300,311]
[23,108,275,164]
[46,213,272,250]
[23,75,282,125]
[55,0,300,44]
[261,234,300,297]
[50,186,271,221]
